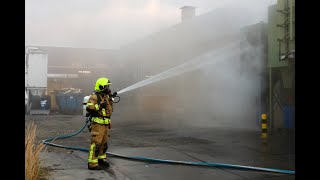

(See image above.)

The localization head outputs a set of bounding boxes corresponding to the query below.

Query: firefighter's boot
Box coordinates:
[98,159,110,168]
[88,163,105,170]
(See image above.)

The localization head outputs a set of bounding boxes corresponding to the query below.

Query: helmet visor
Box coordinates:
[102,85,111,94]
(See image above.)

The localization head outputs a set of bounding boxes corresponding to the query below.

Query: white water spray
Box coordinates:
[117,41,247,95]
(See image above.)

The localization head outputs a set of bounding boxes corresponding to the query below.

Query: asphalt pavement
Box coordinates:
[25,112,295,180]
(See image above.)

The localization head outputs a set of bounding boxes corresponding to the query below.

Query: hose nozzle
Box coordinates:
[110,91,120,103]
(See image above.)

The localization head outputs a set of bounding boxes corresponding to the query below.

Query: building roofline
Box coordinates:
[180,6,196,10]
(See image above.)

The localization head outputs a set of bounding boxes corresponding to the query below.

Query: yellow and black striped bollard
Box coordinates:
[261,114,267,141]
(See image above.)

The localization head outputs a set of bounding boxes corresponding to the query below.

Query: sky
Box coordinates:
[25,0,277,50]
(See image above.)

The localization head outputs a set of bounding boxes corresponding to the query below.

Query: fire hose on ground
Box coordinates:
[41,116,295,175]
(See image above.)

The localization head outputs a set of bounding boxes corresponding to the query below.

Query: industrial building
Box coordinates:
[25,0,295,133]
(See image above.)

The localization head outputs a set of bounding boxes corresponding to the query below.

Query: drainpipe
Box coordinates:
[269,67,272,134]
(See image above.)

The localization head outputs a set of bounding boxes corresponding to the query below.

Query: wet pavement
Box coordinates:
[25,113,295,180]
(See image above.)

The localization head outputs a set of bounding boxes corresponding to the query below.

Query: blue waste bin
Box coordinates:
[56,92,84,115]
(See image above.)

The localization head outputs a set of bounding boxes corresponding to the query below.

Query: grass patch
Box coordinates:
[25,121,47,180]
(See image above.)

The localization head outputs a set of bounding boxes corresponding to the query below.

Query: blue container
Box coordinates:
[56,92,85,115]
[283,106,295,129]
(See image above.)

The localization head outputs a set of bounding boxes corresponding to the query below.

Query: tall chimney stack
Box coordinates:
[180,6,196,22]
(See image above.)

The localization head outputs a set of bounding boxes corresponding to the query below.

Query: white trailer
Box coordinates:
[25,47,50,115]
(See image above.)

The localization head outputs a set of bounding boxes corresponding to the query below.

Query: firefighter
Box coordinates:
[86,77,114,170]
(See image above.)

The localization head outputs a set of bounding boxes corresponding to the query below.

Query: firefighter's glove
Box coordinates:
[100,101,107,109]
[108,122,112,129]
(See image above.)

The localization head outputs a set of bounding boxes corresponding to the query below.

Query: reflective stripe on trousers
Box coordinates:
[88,143,98,163]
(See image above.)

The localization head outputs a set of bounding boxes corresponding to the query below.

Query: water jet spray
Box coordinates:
[116,41,247,95]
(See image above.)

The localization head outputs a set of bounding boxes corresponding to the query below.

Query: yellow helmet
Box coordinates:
[94,77,112,92]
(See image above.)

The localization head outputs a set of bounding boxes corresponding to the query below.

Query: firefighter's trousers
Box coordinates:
[88,122,109,168]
